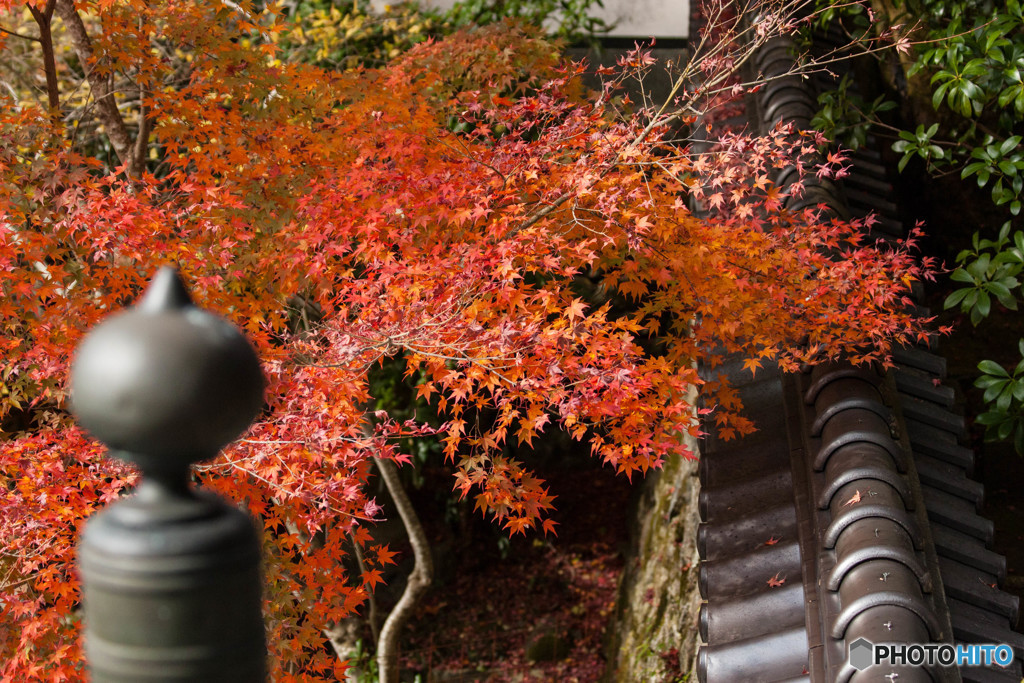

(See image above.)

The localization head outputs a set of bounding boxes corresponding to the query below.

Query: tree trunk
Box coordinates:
[54,0,140,177]
[867,0,939,129]
[372,456,433,683]
[27,0,60,114]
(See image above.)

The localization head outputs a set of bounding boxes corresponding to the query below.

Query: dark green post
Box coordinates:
[70,267,267,682]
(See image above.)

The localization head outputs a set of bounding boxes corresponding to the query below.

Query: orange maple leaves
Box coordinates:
[0,4,940,680]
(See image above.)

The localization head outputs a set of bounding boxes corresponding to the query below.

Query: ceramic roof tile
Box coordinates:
[695,26,1022,683]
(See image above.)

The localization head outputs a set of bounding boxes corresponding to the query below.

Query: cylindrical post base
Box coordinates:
[78,484,265,683]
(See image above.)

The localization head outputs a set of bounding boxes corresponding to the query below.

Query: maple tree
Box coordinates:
[0,0,942,680]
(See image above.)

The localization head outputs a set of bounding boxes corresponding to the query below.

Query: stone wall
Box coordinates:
[604,437,703,682]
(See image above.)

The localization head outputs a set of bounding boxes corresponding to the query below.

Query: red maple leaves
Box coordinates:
[0,2,939,679]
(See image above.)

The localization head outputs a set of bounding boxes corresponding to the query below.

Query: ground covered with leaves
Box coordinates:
[398,461,633,681]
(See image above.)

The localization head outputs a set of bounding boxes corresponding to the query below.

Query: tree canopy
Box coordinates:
[0,0,939,679]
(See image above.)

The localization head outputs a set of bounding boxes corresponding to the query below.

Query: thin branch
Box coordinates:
[131,15,152,174]
[0,575,37,592]
[0,76,19,101]
[0,25,41,42]
[349,530,381,643]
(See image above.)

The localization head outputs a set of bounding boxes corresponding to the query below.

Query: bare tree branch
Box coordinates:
[0,24,42,42]
[349,529,381,644]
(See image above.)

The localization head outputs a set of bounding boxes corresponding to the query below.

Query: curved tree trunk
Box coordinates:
[373,456,433,683]
[54,0,144,177]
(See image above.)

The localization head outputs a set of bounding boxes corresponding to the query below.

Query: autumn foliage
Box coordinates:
[0,0,937,679]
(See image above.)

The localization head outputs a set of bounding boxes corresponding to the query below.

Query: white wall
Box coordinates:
[587,0,689,38]
[370,0,690,38]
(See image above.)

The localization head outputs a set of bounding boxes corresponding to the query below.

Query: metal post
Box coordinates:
[70,267,267,682]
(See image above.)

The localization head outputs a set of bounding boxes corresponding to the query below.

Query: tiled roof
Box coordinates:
[695,35,1024,683]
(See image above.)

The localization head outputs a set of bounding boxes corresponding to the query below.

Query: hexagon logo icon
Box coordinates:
[849,638,875,671]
